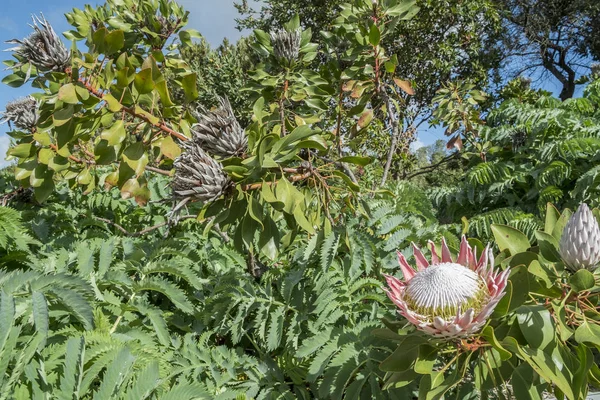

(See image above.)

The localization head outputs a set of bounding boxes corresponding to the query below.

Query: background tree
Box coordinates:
[495,0,600,100]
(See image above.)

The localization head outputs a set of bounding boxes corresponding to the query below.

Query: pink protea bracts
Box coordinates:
[384,236,509,338]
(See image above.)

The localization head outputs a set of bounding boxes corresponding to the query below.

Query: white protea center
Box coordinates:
[404,263,488,321]
[383,236,510,338]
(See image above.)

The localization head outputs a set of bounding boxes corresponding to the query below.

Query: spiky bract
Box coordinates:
[172,141,232,206]
[5,14,71,79]
[270,29,301,65]
[559,203,600,271]
[0,96,38,131]
[191,96,247,159]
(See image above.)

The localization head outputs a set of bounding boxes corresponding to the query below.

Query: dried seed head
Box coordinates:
[5,14,71,79]
[191,96,247,159]
[0,96,39,131]
[270,29,302,66]
[172,141,232,205]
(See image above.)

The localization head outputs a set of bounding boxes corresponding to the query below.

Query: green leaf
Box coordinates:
[386,0,420,19]
[8,143,34,158]
[380,336,426,372]
[574,321,600,347]
[569,269,595,293]
[58,83,79,104]
[100,120,126,146]
[515,305,555,350]
[104,30,124,54]
[103,94,123,112]
[481,326,511,360]
[31,291,49,337]
[338,156,372,166]
[93,347,136,400]
[512,363,545,400]
[123,143,149,177]
[253,96,265,124]
[181,73,198,102]
[491,224,530,254]
[293,206,315,234]
[134,68,155,94]
[58,337,85,400]
[369,24,381,46]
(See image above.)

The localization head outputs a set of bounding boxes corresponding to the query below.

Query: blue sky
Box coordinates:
[0,0,586,165]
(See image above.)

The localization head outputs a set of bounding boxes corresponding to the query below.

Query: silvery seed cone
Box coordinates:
[270,29,301,66]
[0,96,38,131]
[5,14,71,80]
[172,141,232,206]
[559,203,600,271]
[191,96,247,158]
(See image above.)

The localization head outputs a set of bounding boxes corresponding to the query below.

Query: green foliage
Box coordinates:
[431,79,600,240]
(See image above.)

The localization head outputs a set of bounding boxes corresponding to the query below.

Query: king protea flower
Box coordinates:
[270,29,301,66]
[171,141,232,212]
[0,96,38,131]
[191,96,247,159]
[559,203,600,271]
[384,237,509,338]
[5,14,71,80]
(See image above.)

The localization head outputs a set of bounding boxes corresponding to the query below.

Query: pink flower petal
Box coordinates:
[441,237,453,263]
[412,242,429,271]
[428,241,440,264]
[397,251,416,281]
[457,236,470,266]
[458,308,475,328]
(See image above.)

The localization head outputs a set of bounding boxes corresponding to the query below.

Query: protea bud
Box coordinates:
[384,236,509,338]
[270,29,301,66]
[5,14,71,79]
[191,96,247,159]
[172,141,232,206]
[0,96,38,131]
[559,203,600,271]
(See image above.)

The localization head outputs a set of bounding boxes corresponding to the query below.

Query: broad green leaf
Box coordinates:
[181,73,198,102]
[569,269,595,293]
[134,68,155,94]
[58,83,79,104]
[338,156,372,166]
[100,120,126,146]
[369,24,380,46]
[123,143,149,177]
[515,305,555,350]
[491,224,530,255]
[574,321,600,347]
[104,29,124,54]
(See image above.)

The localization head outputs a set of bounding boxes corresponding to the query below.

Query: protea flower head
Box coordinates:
[5,14,71,80]
[191,96,247,159]
[559,203,600,271]
[0,96,39,131]
[172,141,232,209]
[270,28,301,66]
[384,236,509,338]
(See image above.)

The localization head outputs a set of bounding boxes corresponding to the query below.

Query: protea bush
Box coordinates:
[191,96,247,159]
[0,96,38,131]
[559,203,600,271]
[172,141,232,210]
[5,14,70,79]
[384,236,509,338]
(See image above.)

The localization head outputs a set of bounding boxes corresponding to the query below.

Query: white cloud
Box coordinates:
[411,139,426,151]
[0,135,13,168]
